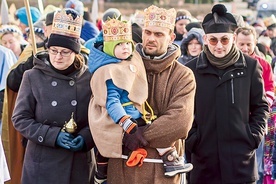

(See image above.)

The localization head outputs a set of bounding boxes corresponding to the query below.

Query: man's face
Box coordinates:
[235,32,256,56]
[142,26,175,57]
[267,27,276,39]
[204,33,235,58]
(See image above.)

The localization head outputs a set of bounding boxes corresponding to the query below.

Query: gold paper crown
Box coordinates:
[103,18,132,42]
[144,5,176,30]
[51,9,82,38]
[264,15,276,27]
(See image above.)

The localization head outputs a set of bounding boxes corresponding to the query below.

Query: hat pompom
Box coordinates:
[212,4,227,16]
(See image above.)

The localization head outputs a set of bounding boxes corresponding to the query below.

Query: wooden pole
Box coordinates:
[23,0,37,55]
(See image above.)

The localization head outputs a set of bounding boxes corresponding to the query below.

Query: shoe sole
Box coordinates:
[94,177,107,184]
[164,164,193,177]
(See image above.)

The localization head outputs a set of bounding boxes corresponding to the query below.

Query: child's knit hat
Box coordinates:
[102,18,133,57]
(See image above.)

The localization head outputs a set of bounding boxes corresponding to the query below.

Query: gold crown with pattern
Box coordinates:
[103,18,132,42]
[143,5,176,30]
[51,9,82,38]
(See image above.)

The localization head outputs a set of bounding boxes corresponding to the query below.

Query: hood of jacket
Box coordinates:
[87,32,121,74]
[181,28,204,56]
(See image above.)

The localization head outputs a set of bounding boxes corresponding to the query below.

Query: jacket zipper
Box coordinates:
[231,78,234,104]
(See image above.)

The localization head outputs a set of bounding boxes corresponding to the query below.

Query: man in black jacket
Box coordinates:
[185,4,269,183]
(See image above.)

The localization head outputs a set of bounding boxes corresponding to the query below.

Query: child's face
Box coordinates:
[114,42,133,60]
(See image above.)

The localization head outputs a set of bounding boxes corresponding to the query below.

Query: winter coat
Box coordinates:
[12,51,94,184]
[106,43,196,184]
[251,53,275,106]
[185,51,269,183]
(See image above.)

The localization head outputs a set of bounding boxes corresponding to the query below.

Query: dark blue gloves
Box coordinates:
[272,164,276,180]
[56,132,74,149]
[69,135,84,151]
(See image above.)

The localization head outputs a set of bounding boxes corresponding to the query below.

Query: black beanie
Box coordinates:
[202,4,237,34]
[47,34,81,53]
[132,23,142,43]
[47,9,81,53]
[186,22,202,32]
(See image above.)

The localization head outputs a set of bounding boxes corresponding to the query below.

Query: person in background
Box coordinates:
[0,45,17,134]
[131,10,144,28]
[65,0,99,42]
[89,5,196,184]
[84,8,121,50]
[185,22,202,33]
[235,25,275,184]
[14,7,41,40]
[173,9,192,46]
[131,22,142,44]
[235,26,274,107]
[258,35,274,63]
[264,15,276,56]
[178,27,204,65]
[25,22,47,44]
[0,25,28,58]
[185,4,269,183]
[11,9,94,184]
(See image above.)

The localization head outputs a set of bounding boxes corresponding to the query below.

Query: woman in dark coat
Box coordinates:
[12,9,94,184]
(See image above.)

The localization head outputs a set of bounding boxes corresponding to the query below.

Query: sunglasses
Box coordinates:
[208,37,230,46]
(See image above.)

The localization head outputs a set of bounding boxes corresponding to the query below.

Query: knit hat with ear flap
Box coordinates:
[102,18,134,57]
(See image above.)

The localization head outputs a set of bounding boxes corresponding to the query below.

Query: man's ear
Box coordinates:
[170,32,176,44]
[203,34,208,45]
[232,33,236,43]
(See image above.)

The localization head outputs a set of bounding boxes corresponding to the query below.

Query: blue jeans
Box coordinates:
[256,138,264,184]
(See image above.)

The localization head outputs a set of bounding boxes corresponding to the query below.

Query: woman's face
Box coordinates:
[187,38,202,56]
[175,19,190,35]
[48,46,76,70]
[1,33,21,56]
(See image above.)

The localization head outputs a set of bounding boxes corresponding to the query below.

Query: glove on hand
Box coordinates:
[126,148,148,167]
[272,164,276,180]
[69,135,84,152]
[56,132,74,150]
[123,125,149,151]
[119,116,137,134]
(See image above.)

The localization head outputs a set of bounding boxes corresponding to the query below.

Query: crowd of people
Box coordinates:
[0,0,276,184]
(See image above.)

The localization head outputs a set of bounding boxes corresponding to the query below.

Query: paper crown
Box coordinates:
[51,9,82,39]
[143,5,176,30]
[102,18,132,42]
[263,15,276,28]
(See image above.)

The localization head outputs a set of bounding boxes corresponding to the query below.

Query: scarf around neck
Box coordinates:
[204,44,240,69]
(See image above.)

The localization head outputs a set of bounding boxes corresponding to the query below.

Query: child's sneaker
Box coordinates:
[161,147,193,177]
[94,175,107,184]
